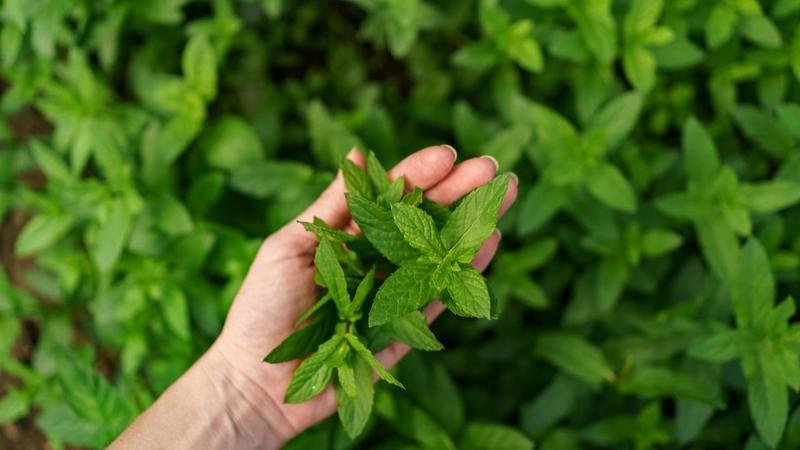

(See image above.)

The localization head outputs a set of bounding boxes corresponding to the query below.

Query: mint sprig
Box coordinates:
[265,151,508,437]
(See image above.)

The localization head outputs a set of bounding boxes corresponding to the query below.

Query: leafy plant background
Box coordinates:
[1,0,800,448]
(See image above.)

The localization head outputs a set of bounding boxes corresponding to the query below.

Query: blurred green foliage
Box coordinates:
[1,0,800,448]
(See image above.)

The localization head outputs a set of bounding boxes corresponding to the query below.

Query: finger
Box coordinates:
[388,145,458,190]
[294,148,366,228]
[424,156,499,205]
[499,173,519,217]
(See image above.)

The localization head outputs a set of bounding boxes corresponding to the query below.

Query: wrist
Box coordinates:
[197,342,297,449]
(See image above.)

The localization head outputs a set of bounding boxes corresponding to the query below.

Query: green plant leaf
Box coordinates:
[335,357,374,438]
[347,195,420,265]
[706,5,736,48]
[367,150,391,194]
[391,203,446,257]
[265,308,337,363]
[369,260,436,327]
[588,91,643,150]
[740,181,800,214]
[440,174,509,263]
[182,34,217,101]
[284,335,343,403]
[683,117,719,187]
[315,239,351,315]
[732,239,774,330]
[585,163,637,212]
[732,106,794,158]
[15,214,75,257]
[350,267,376,313]
[444,267,491,319]
[92,199,131,273]
[517,181,570,235]
[383,311,443,351]
[459,423,534,450]
[342,158,374,200]
[748,354,788,448]
[689,329,758,363]
[345,333,403,388]
[535,332,615,388]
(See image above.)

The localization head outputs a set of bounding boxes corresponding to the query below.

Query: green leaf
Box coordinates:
[345,333,403,388]
[535,332,615,388]
[732,239,774,330]
[0,388,30,425]
[588,91,643,150]
[568,0,617,63]
[440,174,509,263]
[367,150,391,194]
[300,217,356,243]
[481,125,532,169]
[732,106,794,158]
[683,117,719,187]
[453,40,498,70]
[651,35,704,69]
[335,357,374,438]
[748,354,788,448]
[706,5,737,48]
[618,366,722,406]
[57,354,135,439]
[517,181,570,235]
[689,329,758,363]
[777,104,800,140]
[739,14,783,48]
[202,115,265,171]
[284,335,342,403]
[459,423,534,450]
[337,364,357,397]
[383,311,443,351]
[342,158,374,200]
[444,267,491,319]
[656,192,709,220]
[740,181,800,214]
[350,267,375,313]
[695,215,740,281]
[160,284,190,340]
[391,203,445,257]
[182,34,217,101]
[641,229,683,257]
[230,161,314,199]
[315,239,351,315]
[509,38,544,73]
[369,260,435,327]
[585,163,637,212]
[15,214,75,257]
[30,140,73,184]
[347,195,420,265]
[623,45,656,93]
[520,375,582,437]
[92,199,131,272]
[265,308,337,363]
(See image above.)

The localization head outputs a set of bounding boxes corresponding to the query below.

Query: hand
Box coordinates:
[110,146,517,449]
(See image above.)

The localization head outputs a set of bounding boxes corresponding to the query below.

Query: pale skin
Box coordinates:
[110,146,519,449]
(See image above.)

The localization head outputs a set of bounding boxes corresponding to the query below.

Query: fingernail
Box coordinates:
[440,144,458,161]
[496,229,503,239]
[509,172,519,184]
[481,155,499,171]
[346,147,361,160]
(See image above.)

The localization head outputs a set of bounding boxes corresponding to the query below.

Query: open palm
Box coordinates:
[213,145,518,442]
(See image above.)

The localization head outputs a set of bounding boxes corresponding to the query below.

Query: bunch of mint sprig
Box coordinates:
[265,151,510,437]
